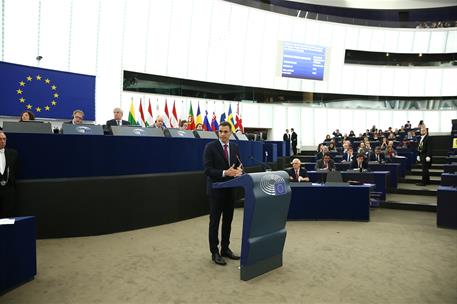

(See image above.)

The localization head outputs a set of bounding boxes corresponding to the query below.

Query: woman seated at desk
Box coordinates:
[19,110,35,122]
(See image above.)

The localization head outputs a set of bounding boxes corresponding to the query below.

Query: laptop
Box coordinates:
[325,171,347,185]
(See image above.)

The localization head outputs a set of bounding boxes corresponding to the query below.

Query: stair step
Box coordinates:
[389,183,438,196]
[410,169,443,177]
[381,193,437,212]
[400,175,441,185]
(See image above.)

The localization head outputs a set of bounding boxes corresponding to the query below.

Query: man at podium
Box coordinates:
[203,121,243,266]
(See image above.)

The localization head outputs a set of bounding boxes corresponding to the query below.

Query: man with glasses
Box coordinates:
[66,109,85,125]
[203,121,243,266]
[106,108,130,127]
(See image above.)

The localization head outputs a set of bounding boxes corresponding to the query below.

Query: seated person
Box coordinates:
[152,115,166,129]
[370,146,386,163]
[106,107,131,126]
[348,130,356,137]
[179,120,188,130]
[195,123,204,131]
[332,129,343,138]
[19,110,35,122]
[351,153,369,171]
[385,145,397,162]
[327,142,337,152]
[316,145,329,160]
[65,109,84,125]
[342,147,354,162]
[315,152,335,171]
[287,158,309,182]
[357,142,369,156]
[323,134,332,143]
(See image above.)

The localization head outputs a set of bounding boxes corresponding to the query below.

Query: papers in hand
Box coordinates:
[0,218,15,225]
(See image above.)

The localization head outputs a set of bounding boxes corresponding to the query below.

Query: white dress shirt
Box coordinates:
[0,149,5,175]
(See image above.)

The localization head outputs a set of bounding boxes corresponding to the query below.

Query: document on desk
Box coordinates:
[0,218,15,225]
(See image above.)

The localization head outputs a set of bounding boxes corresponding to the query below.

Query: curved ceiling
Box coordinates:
[286,0,457,10]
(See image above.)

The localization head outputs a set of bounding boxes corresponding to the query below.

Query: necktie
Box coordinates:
[377,154,380,162]
[117,120,120,126]
[223,144,228,162]
[295,170,299,180]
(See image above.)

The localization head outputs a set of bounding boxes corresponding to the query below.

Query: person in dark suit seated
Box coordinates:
[315,153,335,171]
[342,147,354,163]
[65,109,84,125]
[203,121,243,266]
[19,110,35,122]
[153,115,166,129]
[370,146,386,163]
[316,145,328,160]
[287,158,309,182]
[0,131,18,218]
[106,107,131,127]
[351,153,369,171]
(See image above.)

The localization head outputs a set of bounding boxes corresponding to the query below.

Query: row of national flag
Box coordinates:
[127,98,244,133]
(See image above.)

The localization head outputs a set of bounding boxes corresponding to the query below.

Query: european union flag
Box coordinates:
[0,61,95,120]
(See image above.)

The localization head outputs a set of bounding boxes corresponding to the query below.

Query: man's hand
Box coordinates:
[426,156,431,162]
[417,156,420,162]
[225,164,243,177]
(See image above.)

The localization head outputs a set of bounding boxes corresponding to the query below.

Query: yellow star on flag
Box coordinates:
[26,76,32,81]
[51,85,57,90]
[36,75,42,80]
[19,97,25,103]
[36,107,42,112]
[27,104,33,109]
[51,100,57,106]
[45,79,50,84]
[54,93,59,98]
[19,81,25,86]
[45,106,50,111]
[16,89,23,94]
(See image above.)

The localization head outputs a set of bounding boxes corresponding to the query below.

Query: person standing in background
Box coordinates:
[283,129,290,142]
[291,128,298,155]
[417,128,432,186]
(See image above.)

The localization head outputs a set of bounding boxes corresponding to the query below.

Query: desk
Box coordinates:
[437,186,457,229]
[441,173,457,187]
[443,164,457,174]
[307,171,389,200]
[288,183,370,221]
[7,133,263,179]
[0,216,36,294]
[303,163,398,188]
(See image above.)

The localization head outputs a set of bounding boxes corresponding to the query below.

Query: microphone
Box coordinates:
[235,154,243,169]
[250,155,271,172]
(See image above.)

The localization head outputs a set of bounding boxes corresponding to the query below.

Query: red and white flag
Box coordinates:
[138,98,146,127]
[171,100,179,128]
[146,99,154,127]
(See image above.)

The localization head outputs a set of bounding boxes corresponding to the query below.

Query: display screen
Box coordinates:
[281,41,326,81]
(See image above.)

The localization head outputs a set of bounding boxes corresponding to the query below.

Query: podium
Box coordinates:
[213,171,291,281]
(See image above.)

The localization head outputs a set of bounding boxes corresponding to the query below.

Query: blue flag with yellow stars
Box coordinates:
[0,61,95,120]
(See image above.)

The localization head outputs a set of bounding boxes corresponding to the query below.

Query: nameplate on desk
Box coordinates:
[2,121,52,134]
[62,124,104,135]
[111,126,165,137]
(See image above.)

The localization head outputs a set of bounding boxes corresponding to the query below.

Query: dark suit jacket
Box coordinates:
[283,133,290,141]
[350,159,369,170]
[370,152,385,163]
[418,135,432,158]
[106,119,131,127]
[1,148,18,188]
[342,152,354,162]
[315,159,335,171]
[287,167,308,182]
[291,132,297,145]
[203,140,241,195]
